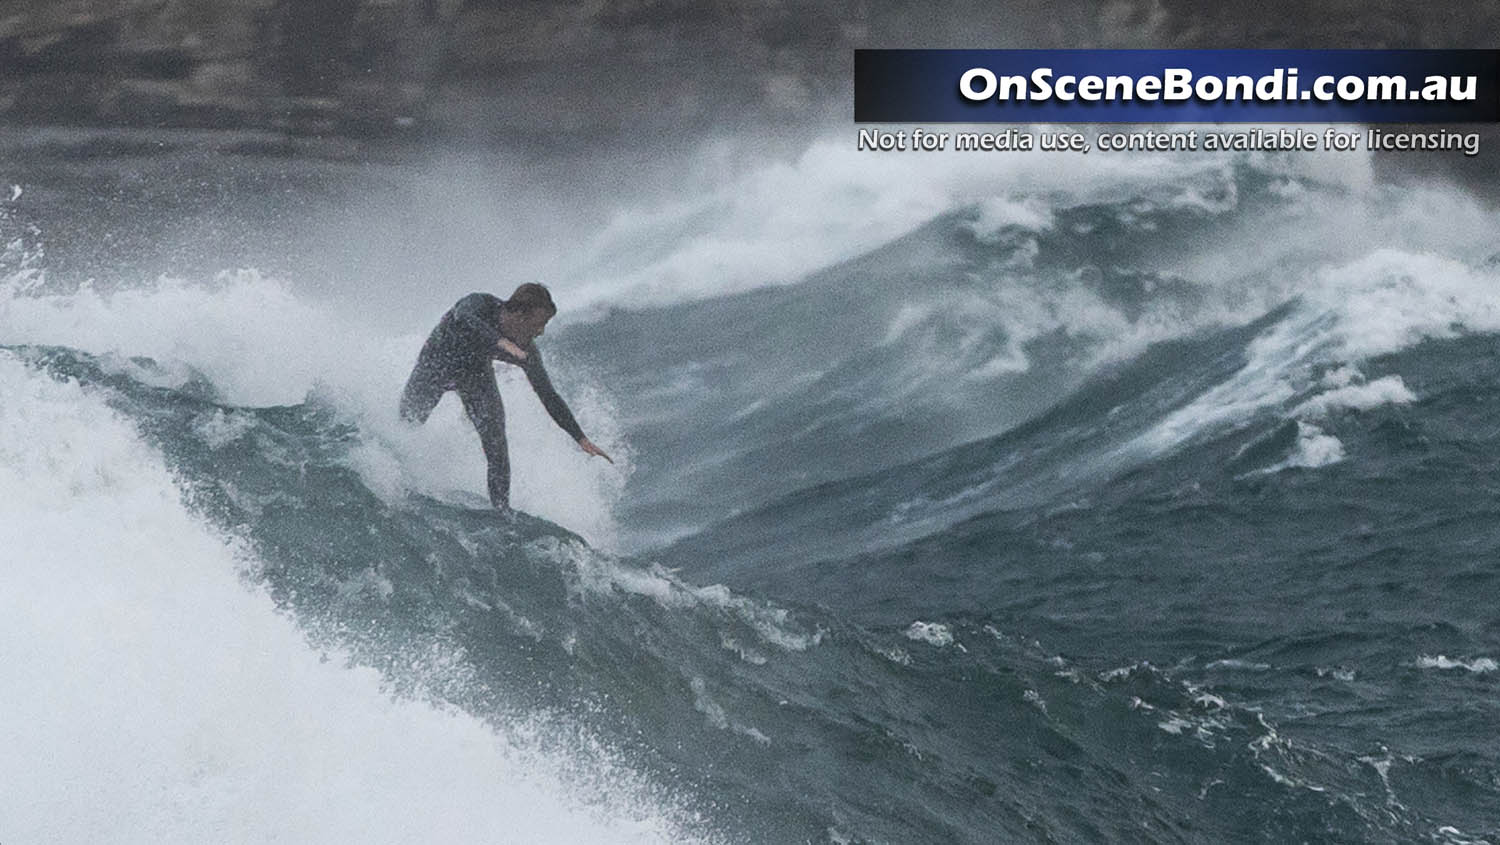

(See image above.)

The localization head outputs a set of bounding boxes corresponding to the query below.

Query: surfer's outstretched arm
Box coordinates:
[521,350,613,463]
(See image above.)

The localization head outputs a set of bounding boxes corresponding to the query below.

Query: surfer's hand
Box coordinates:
[497,337,528,359]
[578,437,613,463]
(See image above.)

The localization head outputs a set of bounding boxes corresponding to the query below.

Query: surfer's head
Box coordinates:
[507,283,557,317]
[501,282,557,342]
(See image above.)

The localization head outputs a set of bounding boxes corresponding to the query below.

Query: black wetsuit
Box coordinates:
[399,293,585,509]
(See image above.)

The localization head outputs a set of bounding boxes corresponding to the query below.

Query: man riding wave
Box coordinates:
[399,283,611,511]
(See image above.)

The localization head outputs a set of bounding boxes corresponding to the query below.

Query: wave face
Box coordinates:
[9,305,1499,842]
[557,150,1500,549]
[1,342,1321,844]
[5,134,1500,843]
[656,274,1500,841]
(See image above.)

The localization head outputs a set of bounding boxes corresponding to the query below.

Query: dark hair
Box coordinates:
[506,282,557,316]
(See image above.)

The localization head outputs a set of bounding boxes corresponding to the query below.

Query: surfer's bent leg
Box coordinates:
[399,353,449,425]
[455,365,511,510]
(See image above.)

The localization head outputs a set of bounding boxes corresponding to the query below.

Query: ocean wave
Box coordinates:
[0,352,708,844]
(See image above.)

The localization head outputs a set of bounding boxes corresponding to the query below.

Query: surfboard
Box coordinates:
[431,489,494,510]
[406,491,587,544]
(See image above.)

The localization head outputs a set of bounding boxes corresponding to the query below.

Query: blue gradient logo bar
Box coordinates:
[854,50,1500,122]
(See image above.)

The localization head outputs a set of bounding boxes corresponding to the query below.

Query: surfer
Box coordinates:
[399,283,612,510]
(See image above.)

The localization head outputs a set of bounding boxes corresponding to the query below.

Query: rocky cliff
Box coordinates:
[0,1,1491,142]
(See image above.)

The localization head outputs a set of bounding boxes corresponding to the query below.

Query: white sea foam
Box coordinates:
[1022,689,1048,714]
[719,633,769,666]
[1294,375,1416,418]
[1262,422,1346,473]
[190,407,256,449]
[1099,664,1144,683]
[904,621,954,647]
[553,537,822,653]
[1205,659,1273,672]
[965,196,1056,242]
[1132,249,1500,461]
[1434,825,1494,845]
[879,645,913,666]
[1193,692,1228,710]
[1416,655,1498,674]
[0,355,708,844]
[562,132,1246,310]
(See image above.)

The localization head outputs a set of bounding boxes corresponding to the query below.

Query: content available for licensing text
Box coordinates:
[856,127,1482,155]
